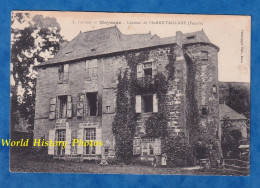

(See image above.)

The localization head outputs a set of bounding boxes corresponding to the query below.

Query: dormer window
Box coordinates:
[187,36,196,40]
[65,52,72,56]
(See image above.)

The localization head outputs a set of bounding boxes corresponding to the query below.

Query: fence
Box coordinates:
[223,159,249,175]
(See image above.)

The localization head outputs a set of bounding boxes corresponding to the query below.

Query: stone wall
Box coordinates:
[34,54,128,157]
[184,43,222,164]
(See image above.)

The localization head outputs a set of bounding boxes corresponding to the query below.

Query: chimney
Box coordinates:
[176,31,183,47]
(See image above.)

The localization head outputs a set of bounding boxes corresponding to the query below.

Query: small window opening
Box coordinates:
[201,51,208,60]
[213,85,217,94]
[144,68,152,77]
[106,106,111,113]
[202,106,208,116]
[187,36,195,40]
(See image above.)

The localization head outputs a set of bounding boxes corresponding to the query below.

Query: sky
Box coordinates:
[16,11,251,82]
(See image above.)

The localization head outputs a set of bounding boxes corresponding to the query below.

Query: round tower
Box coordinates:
[184,42,222,167]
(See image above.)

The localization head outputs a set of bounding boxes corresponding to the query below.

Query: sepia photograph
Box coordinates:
[10,11,251,175]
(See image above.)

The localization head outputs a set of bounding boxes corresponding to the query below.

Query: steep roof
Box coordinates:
[219,103,246,120]
[38,26,213,67]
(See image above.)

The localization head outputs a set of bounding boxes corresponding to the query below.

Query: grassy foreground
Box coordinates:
[10,149,239,175]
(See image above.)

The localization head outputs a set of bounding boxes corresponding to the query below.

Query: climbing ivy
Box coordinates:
[112,51,148,162]
[113,47,180,161]
[112,70,133,162]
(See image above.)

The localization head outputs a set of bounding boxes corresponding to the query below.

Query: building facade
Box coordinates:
[34,26,222,164]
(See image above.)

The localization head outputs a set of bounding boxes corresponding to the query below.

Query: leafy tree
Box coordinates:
[162,136,193,167]
[221,116,242,159]
[11,13,65,132]
[226,83,250,119]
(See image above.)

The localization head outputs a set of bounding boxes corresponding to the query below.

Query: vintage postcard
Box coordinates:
[10,11,250,175]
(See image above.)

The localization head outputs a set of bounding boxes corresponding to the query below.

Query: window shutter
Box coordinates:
[133,137,141,155]
[58,65,63,73]
[137,64,143,78]
[153,94,158,113]
[48,129,55,155]
[154,138,161,155]
[135,95,142,113]
[97,94,102,115]
[49,97,57,120]
[65,128,71,155]
[152,62,157,77]
[96,128,102,155]
[76,93,84,117]
[67,95,72,118]
[77,129,84,155]
[64,64,69,72]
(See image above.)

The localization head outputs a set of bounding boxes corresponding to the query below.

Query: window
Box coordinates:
[86,59,98,80]
[137,62,157,78]
[58,64,69,82]
[106,106,111,113]
[144,68,152,77]
[86,92,98,116]
[135,94,158,113]
[201,106,208,116]
[141,138,161,156]
[49,95,72,120]
[143,95,153,113]
[201,51,208,60]
[58,96,67,119]
[187,35,195,40]
[143,62,153,77]
[213,85,217,94]
[55,129,66,156]
[85,128,96,155]
[71,130,77,154]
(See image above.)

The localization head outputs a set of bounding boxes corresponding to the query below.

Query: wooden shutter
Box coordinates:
[67,95,72,118]
[153,94,158,113]
[48,129,55,155]
[49,97,57,120]
[95,128,102,155]
[154,138,161,155]
[137,64,143,78]
[77,129,84,155]
[76,93,84,117]
[152,62,157,78]
[98,94,102,115]
[64,64,69,72]
[135,95,142,113]
[65,128,71,155]
[133,137,141,155]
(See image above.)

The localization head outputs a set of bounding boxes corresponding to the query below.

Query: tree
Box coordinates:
[162,136,193,167]
[221,116,242,159]
[11,13,65,132]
